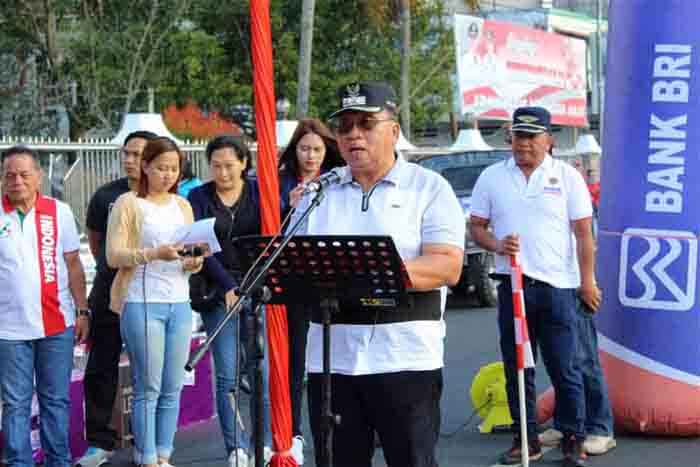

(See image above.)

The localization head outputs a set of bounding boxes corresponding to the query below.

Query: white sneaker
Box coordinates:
[538,428,563,447]
[264,446,273,465]
[583,434,617,455]
[75,447,113,467]
[290,436,305,465]
[228,448,250,467]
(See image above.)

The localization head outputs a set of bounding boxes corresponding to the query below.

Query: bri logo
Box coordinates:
[619,228,697,311]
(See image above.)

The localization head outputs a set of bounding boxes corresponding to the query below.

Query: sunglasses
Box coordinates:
[329,115,396,135]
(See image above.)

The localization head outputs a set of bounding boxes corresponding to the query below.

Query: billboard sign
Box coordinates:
[454,15,588,126]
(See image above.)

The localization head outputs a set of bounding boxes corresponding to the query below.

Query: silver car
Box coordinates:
[414,150,510,307]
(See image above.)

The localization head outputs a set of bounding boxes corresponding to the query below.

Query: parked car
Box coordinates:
[414,150,510,307]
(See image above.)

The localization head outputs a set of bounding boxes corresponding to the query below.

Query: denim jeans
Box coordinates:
[497,280,585,440]
[553,299,614,436]
[120,302,192,465]
[0,327,75,467]
[200,300,272,454]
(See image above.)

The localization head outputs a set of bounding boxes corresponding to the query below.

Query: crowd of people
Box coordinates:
[0,81,613,467]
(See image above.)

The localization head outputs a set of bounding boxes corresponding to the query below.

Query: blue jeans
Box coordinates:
[497,280,585,440]
[120,302,192,465]
[200,300,272,454]
[553,300,614,436]
[0,327,75,467]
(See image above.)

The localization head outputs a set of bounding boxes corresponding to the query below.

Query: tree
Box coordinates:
[66,0,192,136]
[0,0,193,138]
[296,0,315,118]
[399,0,411,137]
[0,0,480,139]
[358,0,481,137]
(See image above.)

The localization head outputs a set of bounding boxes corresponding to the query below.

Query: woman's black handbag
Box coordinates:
[189,272,219,312]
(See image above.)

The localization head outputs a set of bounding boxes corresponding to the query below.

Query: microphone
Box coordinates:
[302,170,342,194]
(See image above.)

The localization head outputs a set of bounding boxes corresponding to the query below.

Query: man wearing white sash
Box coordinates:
[0,146,90,467]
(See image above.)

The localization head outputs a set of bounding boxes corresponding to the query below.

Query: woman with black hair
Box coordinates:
[106,137,201,467]
[278,118,344,215]
[277,119,344,464]
[187,135,271,467]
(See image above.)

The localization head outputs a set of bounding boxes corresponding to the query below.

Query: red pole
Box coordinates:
[249,1,296,465]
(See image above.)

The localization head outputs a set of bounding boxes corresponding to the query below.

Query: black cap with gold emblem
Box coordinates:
[329,81,398,119]
[511,106,552,134]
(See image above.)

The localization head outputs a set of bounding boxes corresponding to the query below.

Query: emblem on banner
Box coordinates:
[619,228,697,311]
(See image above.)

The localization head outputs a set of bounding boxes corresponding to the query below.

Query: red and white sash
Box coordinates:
[2,194,65,336]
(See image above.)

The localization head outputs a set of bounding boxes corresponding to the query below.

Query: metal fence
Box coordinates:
[0,136,210,231]
[0,136,441,232]
[0,136,585,234]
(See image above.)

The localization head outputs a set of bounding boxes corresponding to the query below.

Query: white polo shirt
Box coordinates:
[470,154,592,289]
[290,155,465,375]
[0,195,81,340]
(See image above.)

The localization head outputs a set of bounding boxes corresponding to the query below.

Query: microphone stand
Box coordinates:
[186,187,329,467]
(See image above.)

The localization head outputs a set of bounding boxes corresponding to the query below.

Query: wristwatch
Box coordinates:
[76,308,91,319]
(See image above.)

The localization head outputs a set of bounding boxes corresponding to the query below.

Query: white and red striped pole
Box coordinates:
[510,253,535,467]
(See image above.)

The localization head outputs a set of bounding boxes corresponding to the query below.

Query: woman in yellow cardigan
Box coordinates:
[106,137,202,467]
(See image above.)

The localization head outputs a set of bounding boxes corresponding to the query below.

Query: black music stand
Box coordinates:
[233,234,412,467]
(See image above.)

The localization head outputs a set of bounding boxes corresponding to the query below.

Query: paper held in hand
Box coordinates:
[173,217,222,254]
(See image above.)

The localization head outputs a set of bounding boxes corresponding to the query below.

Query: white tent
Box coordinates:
[450,128,492,151]
[110,113,184,146]
[575,133,602,155]
[276,120,299,148]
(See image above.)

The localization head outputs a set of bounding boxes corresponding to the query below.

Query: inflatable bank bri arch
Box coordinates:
[538,1,700,436]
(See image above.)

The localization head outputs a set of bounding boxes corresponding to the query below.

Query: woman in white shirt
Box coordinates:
[106,137,202,467]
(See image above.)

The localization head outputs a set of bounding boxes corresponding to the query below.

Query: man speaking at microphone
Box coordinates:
[289,81,464,467]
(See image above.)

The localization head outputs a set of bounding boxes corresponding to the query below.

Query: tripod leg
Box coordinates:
[320,300,340,467]
[249,300,266,467]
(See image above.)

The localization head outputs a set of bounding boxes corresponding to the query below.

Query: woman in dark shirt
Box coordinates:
[277,119,344,459]
[278,118,344,216]
[187,135,271,467]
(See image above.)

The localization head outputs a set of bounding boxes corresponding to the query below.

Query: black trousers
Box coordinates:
[83,302,122,450]
[287,303,311,437]
[307,369,443,467]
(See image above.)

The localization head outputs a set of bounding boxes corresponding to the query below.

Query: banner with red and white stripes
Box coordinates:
[509,254,535,370]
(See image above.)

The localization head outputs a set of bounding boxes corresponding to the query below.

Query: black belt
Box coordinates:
[489,273,552,288]
[310,290,442,325]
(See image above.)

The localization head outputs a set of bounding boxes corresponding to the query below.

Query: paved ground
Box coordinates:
[98,293,698,467]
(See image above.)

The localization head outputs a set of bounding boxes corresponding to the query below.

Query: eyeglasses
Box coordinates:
[329,116,396,135]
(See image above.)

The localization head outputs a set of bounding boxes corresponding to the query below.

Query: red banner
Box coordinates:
[454,15,588,127]
[250,1,296,465]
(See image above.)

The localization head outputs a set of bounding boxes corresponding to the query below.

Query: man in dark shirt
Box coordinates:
[76,130,157,467]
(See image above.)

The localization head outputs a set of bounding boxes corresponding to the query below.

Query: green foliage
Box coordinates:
[0,0,460,137]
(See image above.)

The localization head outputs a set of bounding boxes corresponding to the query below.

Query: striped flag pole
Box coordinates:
[510,253,536,467]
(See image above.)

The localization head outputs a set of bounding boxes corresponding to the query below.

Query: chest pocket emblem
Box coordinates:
[0,221,11,238]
